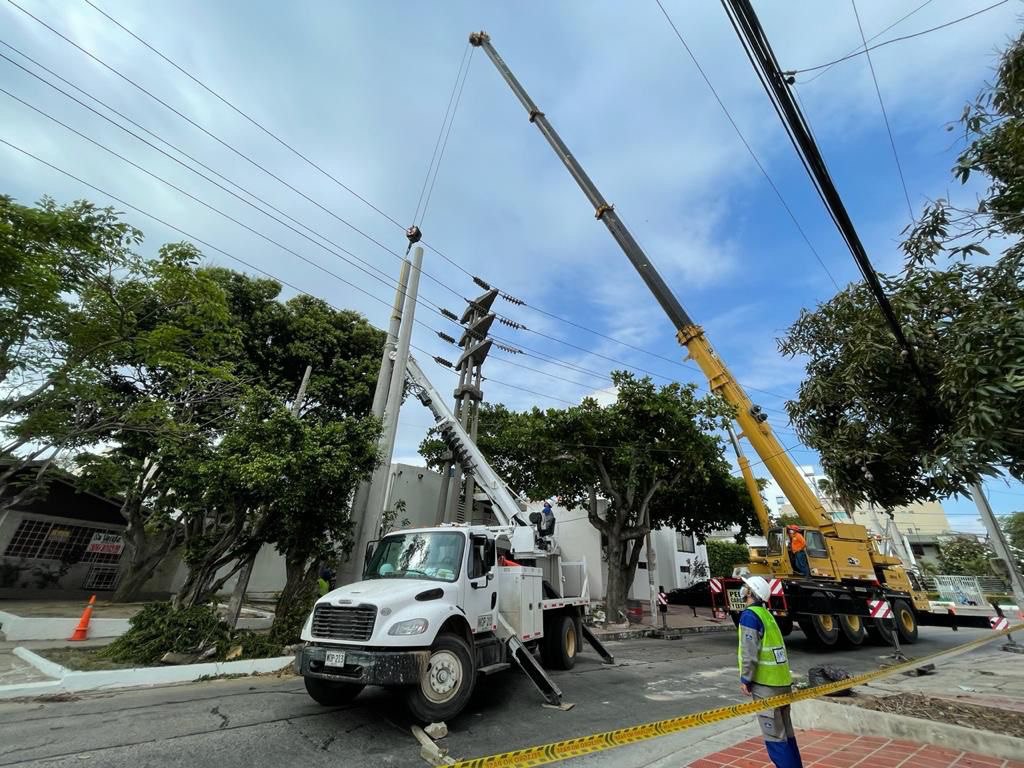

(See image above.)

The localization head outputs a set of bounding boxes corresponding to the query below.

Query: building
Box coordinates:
[0,467,127,598]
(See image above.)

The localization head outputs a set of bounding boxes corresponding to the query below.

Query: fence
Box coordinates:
[921,574,1009,597]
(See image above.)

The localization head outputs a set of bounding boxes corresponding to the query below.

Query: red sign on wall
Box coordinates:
[86,532,124,556]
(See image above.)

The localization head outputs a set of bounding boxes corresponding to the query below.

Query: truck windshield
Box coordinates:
[365,532,465,583]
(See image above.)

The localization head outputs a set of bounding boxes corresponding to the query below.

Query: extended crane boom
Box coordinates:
[469,30,832,534]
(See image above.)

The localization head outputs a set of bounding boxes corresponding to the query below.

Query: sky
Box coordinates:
[1,0,1021,534]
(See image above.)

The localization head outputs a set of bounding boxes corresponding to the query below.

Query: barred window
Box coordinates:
[3,518,123,564]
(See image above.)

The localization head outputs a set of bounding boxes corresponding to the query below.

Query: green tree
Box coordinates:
[705,539,750,578]
[937,536,994,576]
[421,372,759,620]
[779,32,1024,508]
[1002,511,1024,569]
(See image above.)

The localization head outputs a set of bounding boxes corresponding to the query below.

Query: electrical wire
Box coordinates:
[653,0,840,292]
[63,0,804,403]
[791,0,1010,78]
[721,0,931,393]
[851,0,914,221]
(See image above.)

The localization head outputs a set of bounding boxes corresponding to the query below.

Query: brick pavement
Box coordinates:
[687,729,1024,768]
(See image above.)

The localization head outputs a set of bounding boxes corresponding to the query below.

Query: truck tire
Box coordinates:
[303,676,364,706]
[838,614,866,646]
[406,633,475,723]
[892,599,919,644]
[866,617,897,646]
[544,614,579,670]
[798,613,840,648]
[776,615,794,637]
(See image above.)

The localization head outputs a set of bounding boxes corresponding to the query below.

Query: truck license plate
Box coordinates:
[324,650,346,668]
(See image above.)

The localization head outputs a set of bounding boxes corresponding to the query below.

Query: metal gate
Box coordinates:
[932,575,986,606]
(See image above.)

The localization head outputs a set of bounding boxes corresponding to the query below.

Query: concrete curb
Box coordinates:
[589,624,732,642]
[0,611,131,641]
[0,647,295,700]
[791,697,1024,762]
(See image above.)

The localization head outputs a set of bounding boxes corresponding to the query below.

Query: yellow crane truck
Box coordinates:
[471,30,987,648]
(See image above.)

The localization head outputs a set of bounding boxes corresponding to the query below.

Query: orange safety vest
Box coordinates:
[789,532,806,553]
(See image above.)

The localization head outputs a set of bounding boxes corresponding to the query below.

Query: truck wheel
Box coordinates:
[838,614,866,646]
[776,615,794,637]
[303,676,364,706]
[892,600,919,644]
[798,614,840,648]
[866,617,897,646]
[406,633,475,723]
[544,614,579,670]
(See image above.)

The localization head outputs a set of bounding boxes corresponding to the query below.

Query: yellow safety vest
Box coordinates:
[738,605,792,687]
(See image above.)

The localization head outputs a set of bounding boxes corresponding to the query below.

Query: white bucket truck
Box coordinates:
[298,357,613,721]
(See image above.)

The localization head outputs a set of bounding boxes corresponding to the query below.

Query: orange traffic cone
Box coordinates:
[69,594,96,641]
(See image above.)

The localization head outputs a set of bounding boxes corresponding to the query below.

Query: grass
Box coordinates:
[35,646,135,671]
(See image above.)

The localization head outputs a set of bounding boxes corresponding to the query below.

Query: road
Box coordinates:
[0,625,995,768]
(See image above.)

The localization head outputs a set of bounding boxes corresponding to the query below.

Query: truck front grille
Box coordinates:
[311,604,376,641]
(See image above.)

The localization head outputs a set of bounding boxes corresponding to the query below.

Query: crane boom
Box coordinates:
[469,30,833,534]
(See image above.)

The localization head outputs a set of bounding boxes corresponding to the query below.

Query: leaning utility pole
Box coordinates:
[226,364,312,627]
[354,246,424,578]
[336,260,411,587]
[970,482,1024,611]
[436,288,498,524]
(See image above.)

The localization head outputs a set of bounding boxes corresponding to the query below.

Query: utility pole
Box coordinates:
[436,288,498,524]
[337,260,411,586]
[644,508,659,626]
[970,482,1024,611]
[355,246,423,578]
[226,364,312,628]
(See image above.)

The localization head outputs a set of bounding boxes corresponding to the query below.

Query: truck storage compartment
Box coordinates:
[497,565,544,640]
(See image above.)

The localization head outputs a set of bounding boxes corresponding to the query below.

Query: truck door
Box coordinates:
[464,534,498,635]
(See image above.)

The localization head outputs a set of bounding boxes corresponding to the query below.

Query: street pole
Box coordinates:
[355,247,423,578]
[338,260,411,586]
[226,365,312,628]
[644,507,658,627]
[970,482,1024,611]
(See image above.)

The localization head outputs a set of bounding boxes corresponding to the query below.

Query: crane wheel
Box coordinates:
[798,613,840,648]
[838,614,866,646]
[776,615,794,637]
[892,599,919,644]
[866,616,897,646]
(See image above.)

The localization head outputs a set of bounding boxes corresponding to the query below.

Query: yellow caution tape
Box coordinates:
[452,623,1023,768]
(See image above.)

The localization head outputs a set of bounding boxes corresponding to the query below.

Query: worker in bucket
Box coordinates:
[786,525,810,577]
[739,575,802,768]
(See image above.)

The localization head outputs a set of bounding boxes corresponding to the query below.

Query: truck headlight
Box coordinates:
[388,618,429,636]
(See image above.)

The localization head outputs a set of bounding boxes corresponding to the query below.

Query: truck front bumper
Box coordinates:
[300,644,430,686]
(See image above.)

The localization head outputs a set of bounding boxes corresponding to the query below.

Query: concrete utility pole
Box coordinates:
[970,482,1024,611]
[436,288,498,525]
[644,508,659,626]
[226,364,312,628]
[354,247,423,578]
[337,260,411,587]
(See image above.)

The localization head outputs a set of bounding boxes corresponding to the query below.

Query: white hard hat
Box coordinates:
[741,575,771,603]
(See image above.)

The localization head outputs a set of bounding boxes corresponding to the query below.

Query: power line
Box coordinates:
[65,0,806,404]
[653,0,840,292]
[722,0,931,393]
[413,45,471,227]
[851,0,914,222]
[791,0,1010,79]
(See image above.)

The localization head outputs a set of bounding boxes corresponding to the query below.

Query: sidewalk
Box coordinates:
[591,606,730,640]
[0,638,110,686]
[687,728,1024,768]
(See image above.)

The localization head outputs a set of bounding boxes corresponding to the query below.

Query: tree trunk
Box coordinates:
[604,531,628,623]
[271,555,318,644]
[112,525,178,602]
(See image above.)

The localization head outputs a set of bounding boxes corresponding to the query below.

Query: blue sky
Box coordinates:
[1,0,1021,533]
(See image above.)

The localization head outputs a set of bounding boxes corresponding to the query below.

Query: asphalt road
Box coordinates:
[0,625,994,768]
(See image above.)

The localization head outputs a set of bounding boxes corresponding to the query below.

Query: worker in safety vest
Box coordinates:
[739,575,803,768]
[787,525,810,577]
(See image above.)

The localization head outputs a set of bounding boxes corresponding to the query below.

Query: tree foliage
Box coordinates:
[937,536,994,577]
[421,372,759,618]
[780,32,1024,508]
[705,539,749,578]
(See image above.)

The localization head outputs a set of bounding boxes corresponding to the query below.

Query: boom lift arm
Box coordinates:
[469,31,832,535]
[405,356,528,527]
